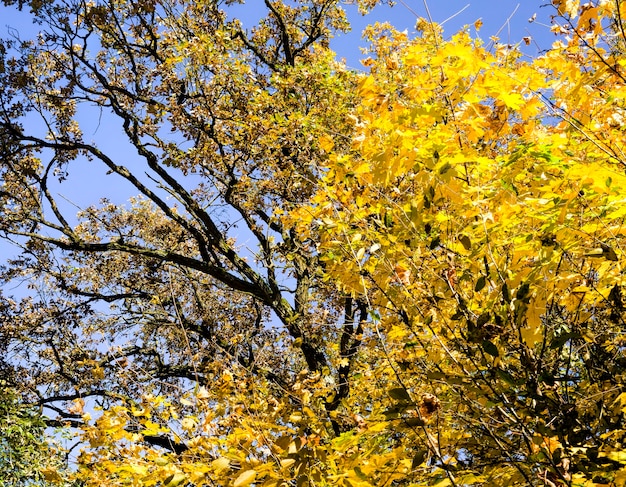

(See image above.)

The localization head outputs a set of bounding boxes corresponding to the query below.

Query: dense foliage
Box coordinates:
[1,0,626,485]
[289,1,626,482]
[289,1,626,484]
[0,383,70,486]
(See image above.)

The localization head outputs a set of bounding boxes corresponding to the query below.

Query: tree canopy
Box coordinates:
[1,0,626,485]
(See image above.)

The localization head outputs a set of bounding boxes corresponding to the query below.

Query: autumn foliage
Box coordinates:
[2,0,626,485]
[289,1,626,484]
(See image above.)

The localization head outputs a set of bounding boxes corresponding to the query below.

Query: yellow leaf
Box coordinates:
[142,420,166,436]
[211,457,230,472]
[233,469,257,487]
[196,386,210,400]
[499,92,525,110]
[553,0,579,17]
[357,75,378,99]
[571,285,589,293]
[181,416,197,431]
[187,464,211,483]
[163,472,187,487]
[289,412,302,422]
[522,297,545,347]
[355,247,366,260]
[41,468,63,482]
[319,135,335,152]
[128,463,149,476]
[68,398,85,415]
[605,451,626,464]
[180,397,194,407]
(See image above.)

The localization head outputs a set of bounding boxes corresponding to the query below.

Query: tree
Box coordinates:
[4,0,626,485]
[0,0,384,484]
[288,1,626,485]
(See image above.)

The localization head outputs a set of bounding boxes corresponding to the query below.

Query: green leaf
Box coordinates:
[475,275,486,292]
[438,161,452,175]
[476,312,490,327]
[549,331,581,349]
[426,371,448,380]
[516,282,530,300]
[412,449,428,468]
[403,417,426,427]
[353,466,367,480]
[496,368,519,386]
[388,387,412,402]
[482,340,499,357]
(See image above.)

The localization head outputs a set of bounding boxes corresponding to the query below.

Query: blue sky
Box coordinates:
[221,1,558,65]
[337,1,557,65]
